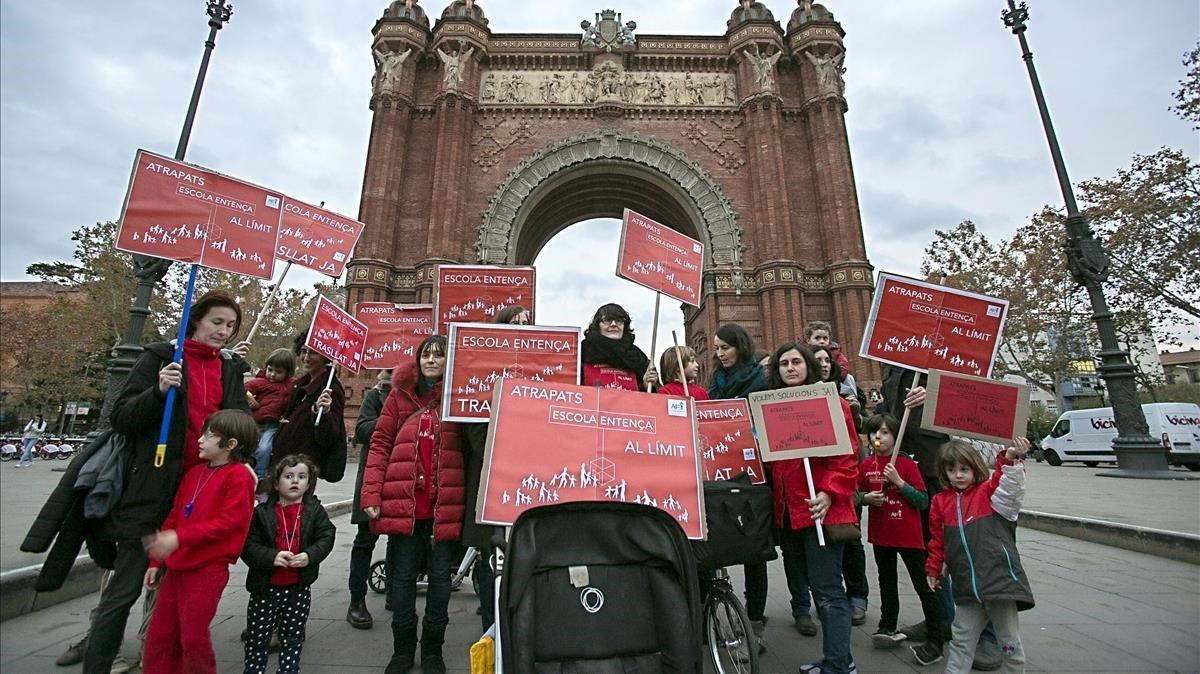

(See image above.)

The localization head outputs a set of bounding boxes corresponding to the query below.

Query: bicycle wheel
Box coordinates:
[368,560,388,594]
[705,584,758,674]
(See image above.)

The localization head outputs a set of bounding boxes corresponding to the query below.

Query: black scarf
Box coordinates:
[581,331,650,378]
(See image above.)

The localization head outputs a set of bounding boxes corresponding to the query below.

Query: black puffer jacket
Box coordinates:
[102,342,250,543]
[241,493,337,593]
[351,382,389,525]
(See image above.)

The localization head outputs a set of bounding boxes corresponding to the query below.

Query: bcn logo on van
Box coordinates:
[1166,415,1199,426]
[1089,417,1117,430]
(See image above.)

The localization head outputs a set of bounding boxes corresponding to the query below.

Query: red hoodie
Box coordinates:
[150,461,256,572]
[182,340,224,473]
[245,372,293,424]
[656,381,710,400]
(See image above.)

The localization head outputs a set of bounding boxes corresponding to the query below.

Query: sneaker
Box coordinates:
[794,614,818,636]
[911,641,944,666]
[898,620,927,642]
[872,629,906,648]
[56,637,88,666]
[850,605,866,626]
[109,656,132,674]
[799,662,858,674]
[972,637,1001,671]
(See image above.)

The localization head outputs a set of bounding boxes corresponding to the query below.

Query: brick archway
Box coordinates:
[475,130,744,272]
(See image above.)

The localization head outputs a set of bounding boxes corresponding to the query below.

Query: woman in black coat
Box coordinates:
[84,290,251,674]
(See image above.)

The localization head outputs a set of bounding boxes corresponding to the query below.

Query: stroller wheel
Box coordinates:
[368,560,388,594]
[705,584,759,674]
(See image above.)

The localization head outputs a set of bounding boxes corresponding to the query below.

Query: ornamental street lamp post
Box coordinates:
[1001,1,1188,479]
[94,1,234,433]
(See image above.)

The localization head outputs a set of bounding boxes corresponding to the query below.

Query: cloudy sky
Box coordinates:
[2,0,1196,362]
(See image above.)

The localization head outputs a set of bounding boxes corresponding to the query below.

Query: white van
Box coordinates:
[1041,403,1200,469]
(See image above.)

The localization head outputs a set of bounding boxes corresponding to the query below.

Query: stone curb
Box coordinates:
[0,499,354,622]
[1019,509,1200,565]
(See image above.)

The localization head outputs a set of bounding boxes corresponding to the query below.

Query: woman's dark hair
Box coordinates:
[714,323,755,366]
[862,413,900,439]
[265,348,296,376]
[752,348,770,364]
[810,344,843,384]
[585,303,634,341]
[414,334,448,392]
[492,305,529,325]
[187,290,242,340]
[271,453,319,496]
[767,341,821,389]
[201,409,259,464]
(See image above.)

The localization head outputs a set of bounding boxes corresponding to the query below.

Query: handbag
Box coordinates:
[822,522,861,543]
[692,478,777,570]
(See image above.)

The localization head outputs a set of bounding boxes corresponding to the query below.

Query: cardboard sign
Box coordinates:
[434,265,536,335]
[695,399,766,484]
[278,198,365,278]
[921,369,1031,445]
[116,149,282,279]
[355,303,434,370]
[616,209,704,307]
[748,383,855,462]
[305,296,368,373]
[479,379,705,539]
[859,272,1009,377]
[443,323,581,423]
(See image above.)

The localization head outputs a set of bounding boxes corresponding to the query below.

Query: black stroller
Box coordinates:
[497,501,703,673]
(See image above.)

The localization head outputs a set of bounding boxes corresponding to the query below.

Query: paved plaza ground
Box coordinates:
[2,459,1197,672]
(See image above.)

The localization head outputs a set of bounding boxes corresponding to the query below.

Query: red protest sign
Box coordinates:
[695,399,766,484]
[355,303,434,370]
[748,383,856,462]
[921,369,1031,445]
[859,272,1009,377]
[116,149,281,279]
[442,323,581,423]
[434,265,536,336]
[479,379,705,539]
[278,198,365,278]
[305,296,368,373]
[616,208,704,307]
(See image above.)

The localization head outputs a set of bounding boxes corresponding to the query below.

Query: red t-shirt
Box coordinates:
[656,381,710,399]
[150,462,256,571]
[858,453,926,549]
[413,409,437,520]
[270,501,303,586]
[582,363,639,391]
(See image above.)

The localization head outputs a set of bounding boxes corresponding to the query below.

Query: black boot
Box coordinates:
[346,597,373,630]
[385,623,417,674]
[420,626,447,674]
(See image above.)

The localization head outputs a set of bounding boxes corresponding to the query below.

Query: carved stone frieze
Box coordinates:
[479,65,737,107]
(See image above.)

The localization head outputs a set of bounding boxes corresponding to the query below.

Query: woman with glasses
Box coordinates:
[580,303,655,392]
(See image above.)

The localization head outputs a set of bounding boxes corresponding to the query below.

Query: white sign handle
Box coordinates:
[803,456,826,547]
[245,261,293,344]
[313,364,337,426]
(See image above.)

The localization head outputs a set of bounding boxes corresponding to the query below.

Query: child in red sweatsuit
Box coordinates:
[245,348,295,478]
[655,345,709,399]
[141,410,259,674]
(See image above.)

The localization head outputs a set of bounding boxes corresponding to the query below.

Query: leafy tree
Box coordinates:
[1172,43,1199,128]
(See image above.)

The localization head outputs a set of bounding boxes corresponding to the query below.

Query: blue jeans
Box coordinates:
[253,423,278,478]
[387,520,454,631]
[782,534,812,618]
[781,527,853,673]
[20,438,36,463]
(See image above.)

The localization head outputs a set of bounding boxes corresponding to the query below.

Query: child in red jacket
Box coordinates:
[141,410,259,674]
[926,438,1034,673]
[857,414,946,665]
[246,348,295,478]
[655,346,709,399]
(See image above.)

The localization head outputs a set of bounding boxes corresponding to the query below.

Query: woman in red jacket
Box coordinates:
[580,303,656,391]
[766,342,860,674]
[360,335,463,674]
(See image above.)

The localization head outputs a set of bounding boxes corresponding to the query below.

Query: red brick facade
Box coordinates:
[346,1,878,386]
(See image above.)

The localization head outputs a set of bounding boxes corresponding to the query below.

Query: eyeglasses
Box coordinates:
[599,317,625,326]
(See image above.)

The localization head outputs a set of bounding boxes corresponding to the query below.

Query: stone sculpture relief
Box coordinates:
[805,49,846,96]
[438,41,474,90]
[372,46,412,93]
[479,66,737,107]
[742,44,782,92]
